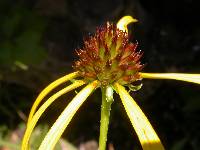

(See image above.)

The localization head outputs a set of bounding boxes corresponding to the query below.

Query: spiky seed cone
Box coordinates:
[74,22,143,86]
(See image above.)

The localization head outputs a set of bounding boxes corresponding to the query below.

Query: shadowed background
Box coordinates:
[0,0,200,149]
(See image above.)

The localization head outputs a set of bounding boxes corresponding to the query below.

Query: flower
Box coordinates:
[21,16,200,150]
[73,22,143,86]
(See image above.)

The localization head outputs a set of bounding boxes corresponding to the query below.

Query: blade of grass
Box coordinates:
[141,73,200,84]
[38,80,99,150]
[114,82,165,150]
[21,80,85,150]
[27,72,79,125]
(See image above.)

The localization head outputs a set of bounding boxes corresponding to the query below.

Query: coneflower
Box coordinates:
[74,22,143,86]
[21,16,200,150]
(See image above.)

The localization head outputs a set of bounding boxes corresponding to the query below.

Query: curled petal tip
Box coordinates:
[117,16,138,32]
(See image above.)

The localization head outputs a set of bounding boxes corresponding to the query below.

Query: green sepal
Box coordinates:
[126,83,143,92]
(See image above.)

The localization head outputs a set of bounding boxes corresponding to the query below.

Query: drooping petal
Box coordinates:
[141,73,200,84]
[21,80,85,150]
[117,16,138,33]
[38,80,99,150]
[114,82,165,150]
[27,72,79,125]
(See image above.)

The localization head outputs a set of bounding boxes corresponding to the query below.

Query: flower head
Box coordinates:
[21,16,200,150]
[74,22,143,86]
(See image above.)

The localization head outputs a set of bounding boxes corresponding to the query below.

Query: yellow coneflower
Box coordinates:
[21,16,200,150]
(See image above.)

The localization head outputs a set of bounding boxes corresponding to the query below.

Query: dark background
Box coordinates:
[0,0,200,149]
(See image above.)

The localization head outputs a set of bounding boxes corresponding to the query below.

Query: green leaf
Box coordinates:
[14,30,47,65]
[0,42,13,65]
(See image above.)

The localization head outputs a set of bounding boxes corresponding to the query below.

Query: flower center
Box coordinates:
[74,22,143,86]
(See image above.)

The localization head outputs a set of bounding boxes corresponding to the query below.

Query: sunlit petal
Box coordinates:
[141,73,200,84]
[27,72,79,125]
[38,80,99,150]
[114,83,165,150]
[21,80,85,150]
[117,16,138,33]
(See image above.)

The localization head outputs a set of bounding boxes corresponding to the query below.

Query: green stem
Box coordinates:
[99,85,114,150]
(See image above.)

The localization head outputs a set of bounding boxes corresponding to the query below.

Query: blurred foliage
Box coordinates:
[0,1,47,69]
[0,123,77,150]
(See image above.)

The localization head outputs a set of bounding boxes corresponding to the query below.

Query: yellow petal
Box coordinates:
[114,83,165,150]
[27,72,79,126]
[141,73,200,84]
[38,80,99,150]
[117,16,138,33]
[21,80,85,150]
